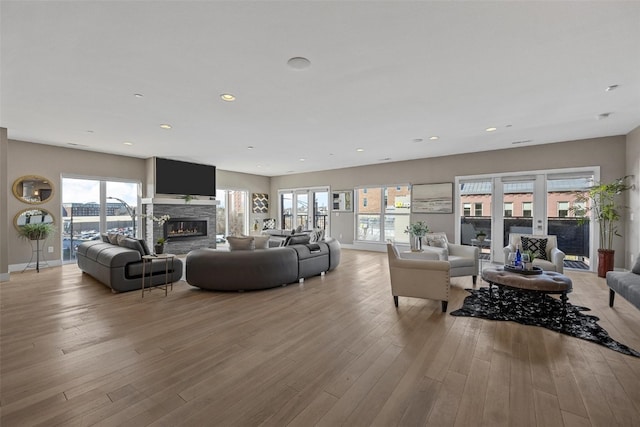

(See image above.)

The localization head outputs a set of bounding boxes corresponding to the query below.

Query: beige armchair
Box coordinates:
[386,243,451,312]
[503,233,565,273]
[422,232,480,285]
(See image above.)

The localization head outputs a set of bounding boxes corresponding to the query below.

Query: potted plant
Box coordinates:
[404,221,430,251]
[476,230,487,242]
[17,222,55,241]
[573,175,633,277]
[17,222,55,272]
[155,237,166,254]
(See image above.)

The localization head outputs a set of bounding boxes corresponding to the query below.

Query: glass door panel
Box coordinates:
[459,180,493,248]
[280,192,293,230]
[106,181,138,238]
[296,192,309,230]
[356,187,382,241]
[502,180,535,247]
[313,191,329,230]
[62,178,101,262]
[547,175,593,270]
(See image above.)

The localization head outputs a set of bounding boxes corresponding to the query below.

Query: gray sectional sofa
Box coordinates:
[607,254,640,310]
[77,240,183,293]
[186,237,341,291]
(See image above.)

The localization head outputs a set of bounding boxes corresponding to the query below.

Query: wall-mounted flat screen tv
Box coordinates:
[155,157,216,197]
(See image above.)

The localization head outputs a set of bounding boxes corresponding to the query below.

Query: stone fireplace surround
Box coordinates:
[142,198,218,255]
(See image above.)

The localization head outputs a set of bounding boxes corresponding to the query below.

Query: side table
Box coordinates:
[471,238,491,272]
[141,253,176,298]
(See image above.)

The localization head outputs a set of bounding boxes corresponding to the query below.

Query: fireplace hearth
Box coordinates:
[164,218,208,239]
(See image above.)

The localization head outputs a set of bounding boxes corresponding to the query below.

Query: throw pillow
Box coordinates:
[101,233,110,243]
[118,237,146,256]
[632,254,640,275]
[425,235,447,248]
[137,239,151,256]
[309,228,325,243]
[521,236,548,260]
[116,234,128,245]
[285,234,311,246]
[227,236,254,251]
[253,235,270,249]
[107,233,120,245]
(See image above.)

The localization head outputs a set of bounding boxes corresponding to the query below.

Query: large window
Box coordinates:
[62,177,139,262]
[216,189,249,240]
[356,185,410,243]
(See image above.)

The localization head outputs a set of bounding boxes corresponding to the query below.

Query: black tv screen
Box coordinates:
[155,157,216,197]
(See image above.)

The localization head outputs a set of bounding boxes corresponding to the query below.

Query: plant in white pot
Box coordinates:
[573,175,633,277]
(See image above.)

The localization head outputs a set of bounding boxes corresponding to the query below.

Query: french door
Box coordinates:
[458,168,596,270]
[278,188,329,231]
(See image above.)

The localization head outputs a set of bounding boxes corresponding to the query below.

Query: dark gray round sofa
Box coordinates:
[185,237,340,291]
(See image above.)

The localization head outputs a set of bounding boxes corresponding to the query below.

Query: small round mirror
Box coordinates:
[12,175,54,204]
[14,208,56,233]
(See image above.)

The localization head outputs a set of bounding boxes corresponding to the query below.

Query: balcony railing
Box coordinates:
[461,216,590,258]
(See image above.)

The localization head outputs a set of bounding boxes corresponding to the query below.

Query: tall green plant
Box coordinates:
[573,176,633,250]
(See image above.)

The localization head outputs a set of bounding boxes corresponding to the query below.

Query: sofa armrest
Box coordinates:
[448,243,477,259]
[550,247,565,272]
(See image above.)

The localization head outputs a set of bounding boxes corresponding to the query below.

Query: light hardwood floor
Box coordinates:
[1,249,639,426]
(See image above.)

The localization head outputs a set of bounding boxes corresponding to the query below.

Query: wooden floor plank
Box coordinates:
[1,251,639,426]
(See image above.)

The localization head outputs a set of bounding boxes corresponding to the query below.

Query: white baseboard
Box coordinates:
[9,259,62,272]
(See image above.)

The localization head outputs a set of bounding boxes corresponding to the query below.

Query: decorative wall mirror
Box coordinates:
[13,208,56,233]
[12,175,54,204]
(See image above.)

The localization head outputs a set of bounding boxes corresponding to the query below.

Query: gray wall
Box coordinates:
[2,140,270,271]
[0,129,8,281]
[271,135,631,268]
[626,126,640,269]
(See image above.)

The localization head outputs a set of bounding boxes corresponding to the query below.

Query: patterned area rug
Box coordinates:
[451,287,640,357]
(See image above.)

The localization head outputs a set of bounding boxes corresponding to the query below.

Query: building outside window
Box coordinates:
[474,202,483,216]
[463,203,471,216]
[522,201,532,217]
[504,202,513,217]
[557,201,569,218]
[356,185,410,243]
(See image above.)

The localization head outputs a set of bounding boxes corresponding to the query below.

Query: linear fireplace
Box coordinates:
[164,218,208,239]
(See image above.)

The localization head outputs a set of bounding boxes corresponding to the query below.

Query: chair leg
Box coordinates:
[472,275,477,285]
[393,296,398,307]
[441,301,448,312]
[609,289,615,307]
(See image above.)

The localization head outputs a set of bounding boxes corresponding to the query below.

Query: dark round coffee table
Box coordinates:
[482,266,573,317]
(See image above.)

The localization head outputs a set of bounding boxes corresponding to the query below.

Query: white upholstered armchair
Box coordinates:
[503,233,565,273]
[386,243,451,312]
[421,232,480,285]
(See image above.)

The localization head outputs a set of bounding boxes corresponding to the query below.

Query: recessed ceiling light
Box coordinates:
[597,112,612,120]
[67,142,88,147]
[134,93,144,98]
[429,136,439,140]
[605,84,619,92]
[511,140,532,145]
[287,57,311,70]
[86,130,94,133]
[412,138,423,143]
[160,124,172,129]
[299,158,306,161]
[123,141,134,146]
[220,93,236,102]
[247,146,254,150]
[486,127,497,132]
[379,157,392,161]
[356,148,364,152]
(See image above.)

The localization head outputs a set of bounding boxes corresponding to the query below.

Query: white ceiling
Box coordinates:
[2,1,639,177]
